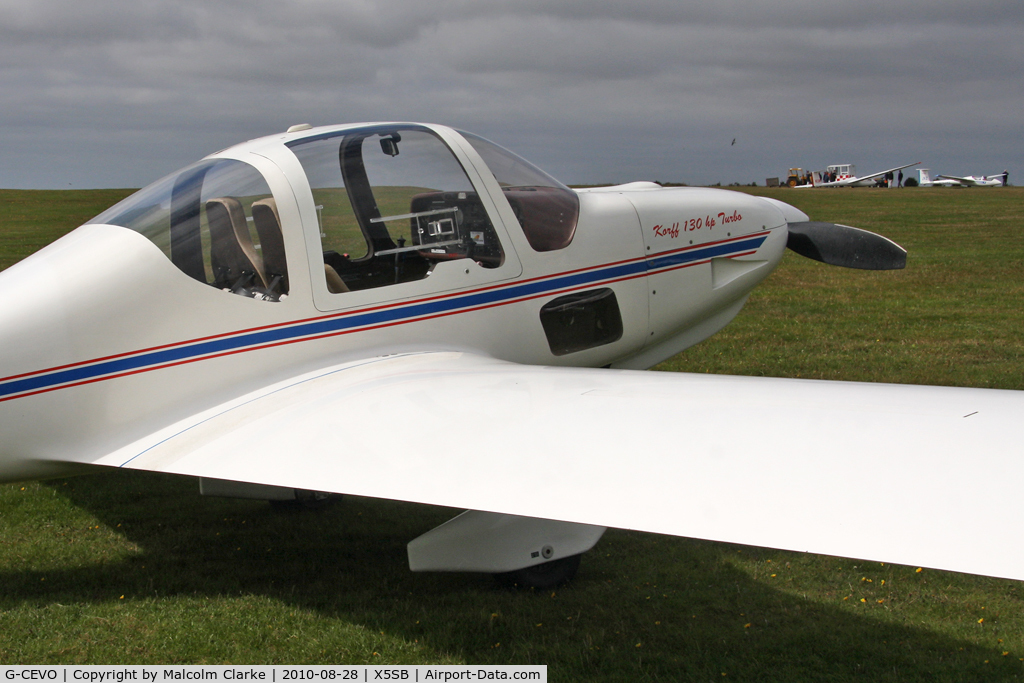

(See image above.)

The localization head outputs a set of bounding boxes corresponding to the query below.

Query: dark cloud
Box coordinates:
[0,0,1020,188]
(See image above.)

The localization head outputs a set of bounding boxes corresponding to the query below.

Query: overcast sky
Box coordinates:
[2,0,1021,189]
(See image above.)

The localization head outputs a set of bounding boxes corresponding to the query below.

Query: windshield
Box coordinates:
[459,132,579,251]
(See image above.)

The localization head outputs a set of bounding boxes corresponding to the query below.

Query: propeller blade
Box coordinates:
[787,221,907,270]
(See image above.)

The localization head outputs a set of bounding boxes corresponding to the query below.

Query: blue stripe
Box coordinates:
[0,235,766,399]
[649,235,766,270]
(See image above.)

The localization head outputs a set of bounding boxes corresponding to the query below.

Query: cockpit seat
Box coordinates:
[324,264,350,293]
[206,197,267,292]
[251,197,290,295]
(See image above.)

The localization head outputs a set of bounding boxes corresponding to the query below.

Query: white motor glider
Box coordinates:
[801,161,921,188]
[935,172,1008,187]
[1,123,1021,588]
[916,169,1008,188]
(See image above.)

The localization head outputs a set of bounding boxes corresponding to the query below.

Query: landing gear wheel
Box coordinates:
[493,554,582,589]
[269,490,336,512]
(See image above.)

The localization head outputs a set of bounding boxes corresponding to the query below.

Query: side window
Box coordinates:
[288,126,503,294]
[88,159,288,300]
[460,131,580,252]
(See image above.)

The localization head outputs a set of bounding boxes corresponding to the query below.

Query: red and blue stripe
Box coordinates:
[0,233,768,402]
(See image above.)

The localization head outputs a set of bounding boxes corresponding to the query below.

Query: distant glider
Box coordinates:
[914,169,1007,187]
[935,171,1008,187]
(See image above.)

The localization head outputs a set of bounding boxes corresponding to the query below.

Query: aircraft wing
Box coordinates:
[810,162,922,187]
[851,161,922,185]
[937,175,974,186]
[94,351,1024,581]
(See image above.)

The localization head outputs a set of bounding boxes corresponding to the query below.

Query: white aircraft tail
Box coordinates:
[918,169,932,185]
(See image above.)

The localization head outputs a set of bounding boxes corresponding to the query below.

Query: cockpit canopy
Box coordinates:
[88,158,288,300]
[86,124,580,303]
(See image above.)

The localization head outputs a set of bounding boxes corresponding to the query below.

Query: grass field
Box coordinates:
[1,186,1023,680]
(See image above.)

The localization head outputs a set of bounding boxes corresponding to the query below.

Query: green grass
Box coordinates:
[2,186,1024,679]
[0,189,135,271]
[656,187,1024,390]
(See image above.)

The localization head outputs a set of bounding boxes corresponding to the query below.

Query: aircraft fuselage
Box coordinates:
[0,124,791,482]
